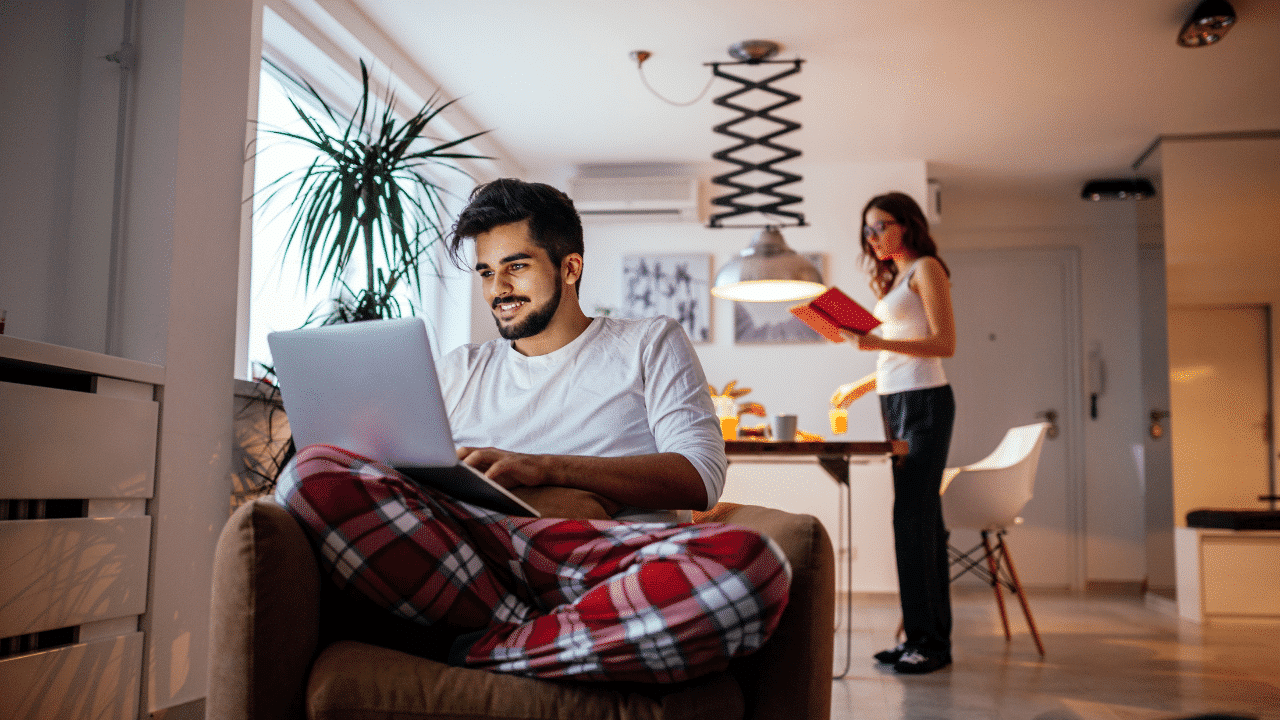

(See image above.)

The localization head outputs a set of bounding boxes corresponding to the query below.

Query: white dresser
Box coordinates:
[0,335,164,719]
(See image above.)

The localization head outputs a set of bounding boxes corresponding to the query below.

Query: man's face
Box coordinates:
[474,220,566,341]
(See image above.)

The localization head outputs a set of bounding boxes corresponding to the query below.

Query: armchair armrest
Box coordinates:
[708,504,835,720]
[208,499,321,720]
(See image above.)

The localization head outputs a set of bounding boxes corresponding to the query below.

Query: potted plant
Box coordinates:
[234,60,491,504]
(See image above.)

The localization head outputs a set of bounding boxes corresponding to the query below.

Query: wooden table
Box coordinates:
[724,439,908,679]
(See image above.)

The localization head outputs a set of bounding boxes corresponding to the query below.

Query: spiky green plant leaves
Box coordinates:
[256,59,490,324]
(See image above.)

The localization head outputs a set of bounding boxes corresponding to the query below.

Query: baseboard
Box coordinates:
[151,697,204,720]
[1145,588,1179,618]
[1085,580,1146,596]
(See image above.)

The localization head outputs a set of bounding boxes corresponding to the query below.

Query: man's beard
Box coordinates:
[493,282,561,340]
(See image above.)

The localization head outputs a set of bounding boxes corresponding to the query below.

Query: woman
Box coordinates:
[832,191,956,674]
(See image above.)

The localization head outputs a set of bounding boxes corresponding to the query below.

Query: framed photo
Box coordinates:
[733,253,828,344]
[620,253,712,342]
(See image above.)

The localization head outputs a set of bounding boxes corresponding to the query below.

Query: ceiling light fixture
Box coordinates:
[1178,0,1236,47]
[1080,178,1156,201]
[630,40,820,302]
[708,42,820,301]
[709,226,825,302]
[726,39,780,63]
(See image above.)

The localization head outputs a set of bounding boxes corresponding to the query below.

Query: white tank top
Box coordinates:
[873,258,948,395]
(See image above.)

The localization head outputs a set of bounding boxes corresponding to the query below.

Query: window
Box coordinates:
[244,66,342,378]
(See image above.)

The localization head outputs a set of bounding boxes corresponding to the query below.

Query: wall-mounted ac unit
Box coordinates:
[569,176,700,223]
[926,178,942,225]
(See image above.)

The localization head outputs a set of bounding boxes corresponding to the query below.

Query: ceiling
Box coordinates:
[342,0,1280,199]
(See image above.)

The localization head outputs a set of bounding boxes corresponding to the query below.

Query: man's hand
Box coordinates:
[458,446,708,513]
[458,446,624,518]
[457,446,549,488]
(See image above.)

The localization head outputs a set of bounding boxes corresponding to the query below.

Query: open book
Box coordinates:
[789,287,881,342]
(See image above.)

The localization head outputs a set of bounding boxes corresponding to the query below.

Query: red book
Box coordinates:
[789,287,881,342]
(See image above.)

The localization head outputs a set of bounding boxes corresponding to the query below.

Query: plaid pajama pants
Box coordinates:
[275,444,792,683]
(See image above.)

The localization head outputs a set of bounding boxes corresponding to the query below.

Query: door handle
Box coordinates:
[1150,409,1169,439]
[1035,409,1060,439]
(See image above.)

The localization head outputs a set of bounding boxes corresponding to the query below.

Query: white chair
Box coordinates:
[941,421,1052,656]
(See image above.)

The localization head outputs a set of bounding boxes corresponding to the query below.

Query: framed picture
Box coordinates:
[733,253,828,344]
[620,253,712,342]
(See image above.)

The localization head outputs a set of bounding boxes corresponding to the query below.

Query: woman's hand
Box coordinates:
[839,328,884,351]
[831,373,877,408]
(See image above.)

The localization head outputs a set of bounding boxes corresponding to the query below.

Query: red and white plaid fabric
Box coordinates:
[276,444,792,683]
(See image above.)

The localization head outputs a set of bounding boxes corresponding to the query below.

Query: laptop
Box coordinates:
[267,317,540,517]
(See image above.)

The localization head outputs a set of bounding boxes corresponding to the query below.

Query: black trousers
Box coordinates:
[880,384,956,651]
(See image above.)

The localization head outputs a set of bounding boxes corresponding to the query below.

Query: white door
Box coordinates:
[1167,305,1272,522]
[945,248,1084,591]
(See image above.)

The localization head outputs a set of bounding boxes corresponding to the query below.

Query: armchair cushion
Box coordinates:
[307,641,741,720]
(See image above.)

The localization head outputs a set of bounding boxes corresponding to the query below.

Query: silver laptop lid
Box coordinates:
[267,317,457,468]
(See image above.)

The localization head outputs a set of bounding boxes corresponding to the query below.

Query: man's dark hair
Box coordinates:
[448,178,585,291]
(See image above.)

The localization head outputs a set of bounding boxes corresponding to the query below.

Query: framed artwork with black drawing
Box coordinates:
[619,253,712,342]
[733,253,828,344]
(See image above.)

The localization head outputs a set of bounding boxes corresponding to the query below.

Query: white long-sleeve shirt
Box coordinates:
[438,315,726,523]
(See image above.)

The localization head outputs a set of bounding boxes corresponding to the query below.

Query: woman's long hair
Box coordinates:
[859,191,949,298]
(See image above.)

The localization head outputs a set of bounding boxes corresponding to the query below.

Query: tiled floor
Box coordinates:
[831,589,1280,720]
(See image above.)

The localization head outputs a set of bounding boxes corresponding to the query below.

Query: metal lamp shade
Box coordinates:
[710,226,826,302]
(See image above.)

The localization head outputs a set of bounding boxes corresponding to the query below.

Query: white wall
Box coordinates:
[1162,137,1280,307]
[0,0,124,353]
[125,0,256,713]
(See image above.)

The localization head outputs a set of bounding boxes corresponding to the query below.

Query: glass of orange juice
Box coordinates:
[712,396,738,440]
[720,415,739,441]
[829,406,848,435]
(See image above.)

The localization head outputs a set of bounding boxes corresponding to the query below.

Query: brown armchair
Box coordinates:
[207,498,834,720]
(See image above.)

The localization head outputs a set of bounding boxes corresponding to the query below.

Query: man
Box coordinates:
[276,178,790,684]
[440,178,724,523]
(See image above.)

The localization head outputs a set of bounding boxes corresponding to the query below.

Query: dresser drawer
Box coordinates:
[0,631,143,720]
[0,517,151,638]
[0,381,158,499]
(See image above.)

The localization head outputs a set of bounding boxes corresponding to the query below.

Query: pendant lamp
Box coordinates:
[710,226,825,302]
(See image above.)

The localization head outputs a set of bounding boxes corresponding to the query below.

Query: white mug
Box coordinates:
[771,413,797,442]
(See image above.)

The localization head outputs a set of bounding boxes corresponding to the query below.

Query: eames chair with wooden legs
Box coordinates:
[940,422,1052,656]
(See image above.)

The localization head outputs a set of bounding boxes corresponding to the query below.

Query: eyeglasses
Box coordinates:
[862,220,898,240]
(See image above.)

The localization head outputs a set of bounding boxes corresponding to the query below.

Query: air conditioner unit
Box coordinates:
[569,176,700,223]
[926,179,942,225]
